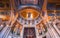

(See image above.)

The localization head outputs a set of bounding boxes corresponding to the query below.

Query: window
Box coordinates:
[0,12,10,15]
[15,0,19,8]
[0,0,10,8]
[6,3,10,8]
[56,13,60,16]
[47,3,56,10]
[21,0,38,5]
[28,13,31,18]
[48,13,55,16]
[0,3,4,8]
[56,5,60,10]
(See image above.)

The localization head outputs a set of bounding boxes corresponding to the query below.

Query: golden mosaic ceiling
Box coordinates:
[20,8,40,20]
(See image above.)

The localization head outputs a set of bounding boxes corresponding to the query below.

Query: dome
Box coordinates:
[20,7,40,20]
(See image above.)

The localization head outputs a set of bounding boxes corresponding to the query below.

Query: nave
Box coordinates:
[0,17,60,38]
[0,0,60,38]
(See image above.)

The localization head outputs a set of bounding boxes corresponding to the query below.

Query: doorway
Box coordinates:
[23,27,36,38]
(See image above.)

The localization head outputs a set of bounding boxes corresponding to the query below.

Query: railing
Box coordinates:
[47,22,60,38]
[2,27,11,38]
[52,23,60,36]
[17,15,42,26]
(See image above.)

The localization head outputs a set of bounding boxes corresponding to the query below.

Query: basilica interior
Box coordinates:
[0,0,60,38]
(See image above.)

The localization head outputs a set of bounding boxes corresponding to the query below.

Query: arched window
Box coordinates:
[28,13,31,18]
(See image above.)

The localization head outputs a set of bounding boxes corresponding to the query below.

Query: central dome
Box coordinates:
[20,8,40,20]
